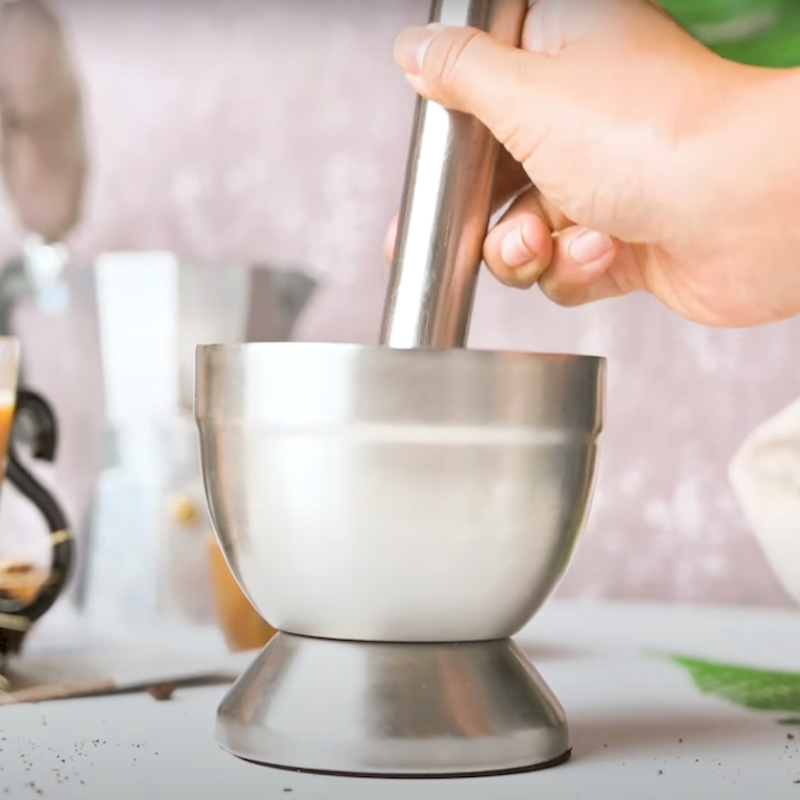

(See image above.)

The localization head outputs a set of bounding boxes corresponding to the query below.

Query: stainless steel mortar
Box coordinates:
[195,0,605,778]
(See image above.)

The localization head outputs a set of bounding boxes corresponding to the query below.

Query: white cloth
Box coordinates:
[729,398,800,604]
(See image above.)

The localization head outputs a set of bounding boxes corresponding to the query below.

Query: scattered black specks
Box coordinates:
[790,733,796,741]
[657,770,663,776]
[678,738,683,743]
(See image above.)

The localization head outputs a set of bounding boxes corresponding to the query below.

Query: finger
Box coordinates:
[537,226,625,307]
[492,146,530,211]
[535,191,572,232]
[502,184,572,233]
[393,1,697,168]
[394,22,540,161]
[483,188,553,289]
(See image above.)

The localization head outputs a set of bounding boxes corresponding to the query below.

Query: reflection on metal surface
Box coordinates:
[217,633,569,776]
[380,0,528,349]
[196,343,604,643]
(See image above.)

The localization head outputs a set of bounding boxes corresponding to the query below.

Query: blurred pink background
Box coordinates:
[1,1,798,608]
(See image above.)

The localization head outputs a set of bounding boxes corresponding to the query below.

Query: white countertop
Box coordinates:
[2,598,800,799]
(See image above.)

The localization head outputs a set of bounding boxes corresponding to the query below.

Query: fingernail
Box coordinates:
[568,230,614,266]
[395,23,445,75]
[501,224,534,269]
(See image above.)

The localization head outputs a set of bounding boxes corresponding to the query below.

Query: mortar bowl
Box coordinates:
[195,343,605,644]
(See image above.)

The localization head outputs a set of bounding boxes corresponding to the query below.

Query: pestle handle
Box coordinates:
[380,0,528,350]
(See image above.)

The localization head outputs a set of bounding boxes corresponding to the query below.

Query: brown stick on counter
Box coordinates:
[0,678,116,705]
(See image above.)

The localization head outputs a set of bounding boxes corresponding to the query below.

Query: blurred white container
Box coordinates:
[76,252,317,627]
[729,398,800,605]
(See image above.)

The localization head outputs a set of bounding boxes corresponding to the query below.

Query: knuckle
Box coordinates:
[428,28,482,91]
[539,274,583,307]
[494,270,535,290]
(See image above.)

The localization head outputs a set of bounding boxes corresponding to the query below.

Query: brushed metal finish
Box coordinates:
[198,0,599,777]
[379,0,528,349]
[216,633,570,776]
[195,342,605,643]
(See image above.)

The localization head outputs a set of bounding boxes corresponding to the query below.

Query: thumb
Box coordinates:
[394,1,692,165]
[394,22,538,158]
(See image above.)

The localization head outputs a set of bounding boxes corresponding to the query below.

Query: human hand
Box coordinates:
[384,0,800,328]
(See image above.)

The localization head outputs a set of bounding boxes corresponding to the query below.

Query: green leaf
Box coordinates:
[662,0,791,27]
[665,654,800,714]
[659,0,800,66]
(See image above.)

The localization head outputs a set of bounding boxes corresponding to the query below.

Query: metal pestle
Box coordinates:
[380,0,528,350]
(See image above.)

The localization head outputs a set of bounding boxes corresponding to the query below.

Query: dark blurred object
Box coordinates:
[246,267,318,345]
[0,388,73,658]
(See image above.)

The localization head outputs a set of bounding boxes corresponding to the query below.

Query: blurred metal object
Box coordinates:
[21,236,71,316]
[217,634,569,777]
[22,236,69,294]
[0,235,71,405]
[0,237,70,332]
[379,0,527,349]
[246,267,318,346]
